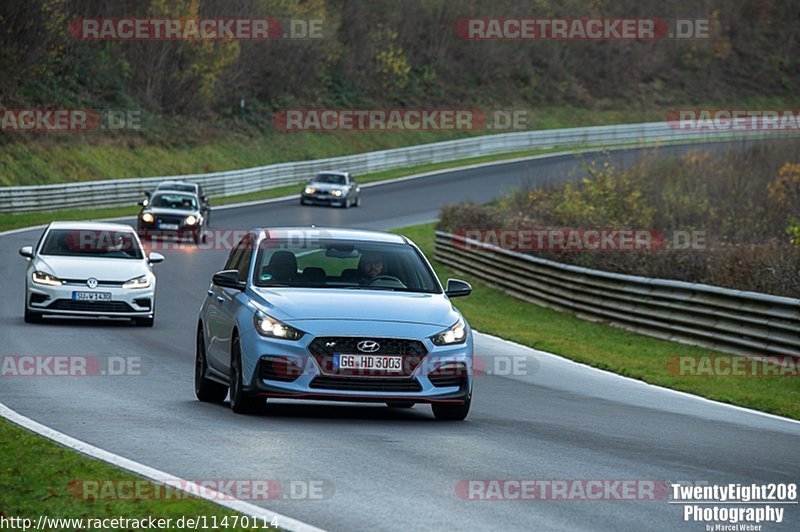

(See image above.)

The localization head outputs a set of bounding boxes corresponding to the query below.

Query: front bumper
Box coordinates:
[26,281,155,318]
[239,328,473,403]
[301,193,346,206]
[137,222,199,239]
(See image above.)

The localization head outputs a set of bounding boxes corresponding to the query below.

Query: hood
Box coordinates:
[307,182,346,192]
[250,287,458,327]
[144,207,200,217]
[35,255,148,281]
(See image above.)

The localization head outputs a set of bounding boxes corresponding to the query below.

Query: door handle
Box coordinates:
[216,296,225,302]
[207,290,214,296]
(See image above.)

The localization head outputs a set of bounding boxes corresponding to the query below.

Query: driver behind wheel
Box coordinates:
[358,251,384,282]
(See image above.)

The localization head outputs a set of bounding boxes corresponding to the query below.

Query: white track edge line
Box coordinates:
[0,402,326,532]
[474,330,800,427]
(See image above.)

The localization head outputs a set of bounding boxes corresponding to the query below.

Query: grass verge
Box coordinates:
[3,97,796,187]
[0,417,280,531]
[395,223,800,421]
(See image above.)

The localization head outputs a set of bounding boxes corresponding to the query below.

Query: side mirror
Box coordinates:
[212,269,245,290]
[445,278,472,298]
[138,199,146,206]
[148,252,165,264]
[202,195,209,202]
[19,246,34,259]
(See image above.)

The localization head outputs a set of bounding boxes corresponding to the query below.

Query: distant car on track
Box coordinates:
[18,221,164,326]
[195,227,474,420]
[137,190,206,242]
[300,171,361,208]
[142,180,211,225]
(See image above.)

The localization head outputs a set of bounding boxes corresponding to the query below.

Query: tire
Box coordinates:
[134,316,154,327]
[195,326,227,403]
[355,195,361,207]
[431,395,471,421]
[24,306,42,323]
[300,198,308,205]
[386,401,415,409]
[229,336,266,414]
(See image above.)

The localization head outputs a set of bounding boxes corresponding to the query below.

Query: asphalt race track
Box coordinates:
[1,141,799,531]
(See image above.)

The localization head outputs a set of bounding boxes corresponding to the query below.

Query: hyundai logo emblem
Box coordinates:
[86,277,98,289]
[357,340,380,353]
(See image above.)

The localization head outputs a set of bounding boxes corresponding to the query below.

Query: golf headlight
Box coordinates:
[123,275,151,289]
[304,187,315,194]
[431,317,467,345]
[332,189,343,197]
[32,271,63,286]
[185,215,198,226]
[141,213,154,223]
[253,311,304,340]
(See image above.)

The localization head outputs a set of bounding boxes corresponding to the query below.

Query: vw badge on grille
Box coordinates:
[357,340,380,353]
[86,277,98,289]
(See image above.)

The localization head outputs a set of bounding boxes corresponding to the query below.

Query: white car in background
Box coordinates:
[18,222,164,326]
[300,171,361,208]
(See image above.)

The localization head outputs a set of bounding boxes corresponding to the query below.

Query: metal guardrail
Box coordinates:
[1,122,794,213]
[435,231,800,357]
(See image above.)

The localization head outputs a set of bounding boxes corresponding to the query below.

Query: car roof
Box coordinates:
[47,221,136,232]
[157,180,197,187]
[151,189,198,197]
[315,171,348,176]
[256,227,407,244]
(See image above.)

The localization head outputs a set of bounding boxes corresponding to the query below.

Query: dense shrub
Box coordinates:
[438,141,800,297]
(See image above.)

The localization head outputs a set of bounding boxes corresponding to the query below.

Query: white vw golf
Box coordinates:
[19,222,164,326]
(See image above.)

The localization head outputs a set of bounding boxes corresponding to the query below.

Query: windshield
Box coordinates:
[150,193,197,210]
[157,183,196,193]
[253,239,440,293]
[40,229,143,260]
[313,174,346,185]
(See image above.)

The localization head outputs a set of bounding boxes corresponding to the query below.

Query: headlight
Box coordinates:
[431,316,467,345]
[185,215,198,226]
[141,213,154,223]
[331,189,343,197]
[122,275,151,289]
[32,271,63,286]
[253,311,304,340]
[304,187,315,194]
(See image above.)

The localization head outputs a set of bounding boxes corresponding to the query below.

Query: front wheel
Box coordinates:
[134,316,154,327]
[229,336,266,414]
[24,306,42,323]
[195,327,227,403]
[431,395,471,421]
